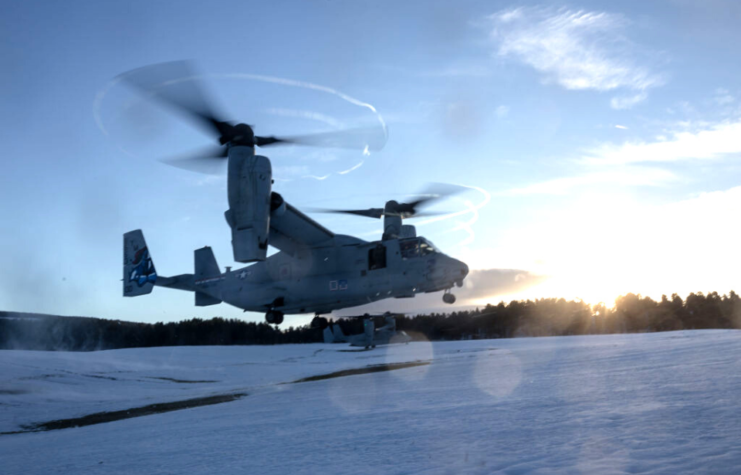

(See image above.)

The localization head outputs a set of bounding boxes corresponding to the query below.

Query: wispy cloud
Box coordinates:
[507,116,741,195]
[488,7,664,108]
[504,167,676,196]
[584,119,741,165]
[713,88,735,106]
[611,91,648,110]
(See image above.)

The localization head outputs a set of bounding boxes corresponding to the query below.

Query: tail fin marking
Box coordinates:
[123,230,157,297]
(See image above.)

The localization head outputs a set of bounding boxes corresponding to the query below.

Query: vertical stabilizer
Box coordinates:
[195,247,221,279]
[323,326,335,343]
[123,230,157,297]
[194,247,222,306]
[332,323,348,342]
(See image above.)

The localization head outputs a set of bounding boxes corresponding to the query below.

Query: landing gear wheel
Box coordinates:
[443,293,456,304]
[311,316,329,330]
[266,310,284,325]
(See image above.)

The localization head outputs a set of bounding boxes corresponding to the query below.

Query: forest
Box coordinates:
[1,291,740,351]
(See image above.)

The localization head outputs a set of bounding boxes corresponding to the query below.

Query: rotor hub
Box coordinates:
[220,123,255,147]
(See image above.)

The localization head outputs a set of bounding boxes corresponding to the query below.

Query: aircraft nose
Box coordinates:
[460,261,469,278]
[451,258,468,287]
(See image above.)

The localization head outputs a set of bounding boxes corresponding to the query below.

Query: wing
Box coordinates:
[269,201,335,254]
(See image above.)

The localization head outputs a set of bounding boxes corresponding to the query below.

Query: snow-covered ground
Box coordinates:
[2,331,741,474]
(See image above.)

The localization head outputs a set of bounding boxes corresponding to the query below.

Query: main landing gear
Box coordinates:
[265,310,284,325]
[442,289,456,304]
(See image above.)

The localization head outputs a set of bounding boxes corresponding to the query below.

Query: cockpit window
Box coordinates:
[400,239,419,259]
[400,238,437,258]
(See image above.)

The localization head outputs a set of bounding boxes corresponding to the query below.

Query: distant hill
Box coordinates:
[0,311,70,320]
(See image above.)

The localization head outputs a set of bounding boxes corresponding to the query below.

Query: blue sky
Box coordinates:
[2,0,741,324]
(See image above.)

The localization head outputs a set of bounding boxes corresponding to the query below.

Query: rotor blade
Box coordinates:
[253,136,288,147]
[256,127,388,152]
[306,208,385,219]
[402,210,450,219]
[119,61,231,140]
[159,145,228,175]
[402,183,467,212]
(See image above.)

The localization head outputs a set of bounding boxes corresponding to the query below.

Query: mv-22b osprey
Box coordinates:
[121,62,469,325]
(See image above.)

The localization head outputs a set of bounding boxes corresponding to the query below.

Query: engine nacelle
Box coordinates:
[382,214,402,240]
[226,146,272,262]
[400,224,416,238]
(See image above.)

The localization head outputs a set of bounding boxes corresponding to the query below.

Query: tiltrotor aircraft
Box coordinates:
[323,314,412,349]
[121,62,469,325]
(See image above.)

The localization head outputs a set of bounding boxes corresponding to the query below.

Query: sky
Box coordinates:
[2,0,741,324]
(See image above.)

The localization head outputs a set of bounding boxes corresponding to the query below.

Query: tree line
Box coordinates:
[1,291,740,351]
[395,291,741,341]
[0,315,316,351]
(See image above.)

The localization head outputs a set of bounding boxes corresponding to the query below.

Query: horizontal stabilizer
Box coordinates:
[196,291,221,307]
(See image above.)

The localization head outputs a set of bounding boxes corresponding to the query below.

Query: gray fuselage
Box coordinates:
[193,235,469,315]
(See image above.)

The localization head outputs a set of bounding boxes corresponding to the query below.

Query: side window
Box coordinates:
[368,244,387,270]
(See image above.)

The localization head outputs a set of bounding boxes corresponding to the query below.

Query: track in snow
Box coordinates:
[2,361,429,435]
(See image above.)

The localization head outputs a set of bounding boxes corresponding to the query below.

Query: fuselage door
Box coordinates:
[368,243,387,270]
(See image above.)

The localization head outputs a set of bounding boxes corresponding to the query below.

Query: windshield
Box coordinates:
[419,238,438,255]
[400,238,438,258]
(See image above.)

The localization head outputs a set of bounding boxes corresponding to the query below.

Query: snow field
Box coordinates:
[2,330,741,474]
